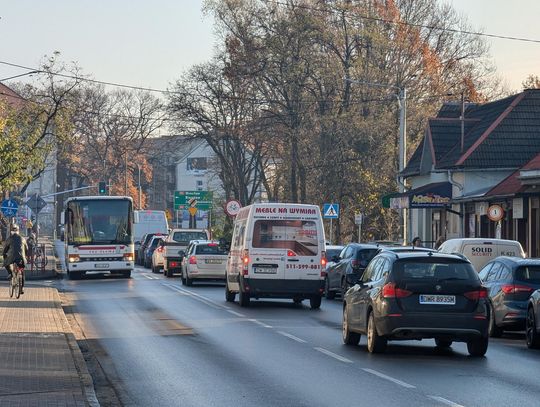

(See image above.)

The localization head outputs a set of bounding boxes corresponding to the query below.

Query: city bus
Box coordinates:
[62,196,134,279]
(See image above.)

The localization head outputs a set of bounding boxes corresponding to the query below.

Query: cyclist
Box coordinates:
[2,224,28,294]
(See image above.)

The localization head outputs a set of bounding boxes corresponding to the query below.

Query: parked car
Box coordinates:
[478,257,540,337]
[181,240,229,286]
[325,243,379,300]
[143,236,164,269]
[438,238,525,272]
[137,233,164,265]
[526,289,540,348]
[151,239,166,274]
[342,251,489,356]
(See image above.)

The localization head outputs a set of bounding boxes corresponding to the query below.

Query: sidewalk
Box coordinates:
[0,285,99,406]
[0,236,58,281]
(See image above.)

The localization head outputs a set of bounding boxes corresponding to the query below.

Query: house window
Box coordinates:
[196,180,203,186]
[187,157,207,171]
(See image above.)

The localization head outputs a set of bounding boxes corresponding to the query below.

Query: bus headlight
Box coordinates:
[68,255,80,263]
[123,253,134,262]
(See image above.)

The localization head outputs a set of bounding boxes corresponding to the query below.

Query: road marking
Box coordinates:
[143,274,154,280]
[427,396,465,407]
[314,347,353,363]
[277,331,307,343]
[161,283,229,310]
[173,284,231,310]
[227,310,245,317]
[361,368,416,389]
[249,319,272,328]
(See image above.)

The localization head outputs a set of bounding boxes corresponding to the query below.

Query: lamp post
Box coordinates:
[343,78,408,243]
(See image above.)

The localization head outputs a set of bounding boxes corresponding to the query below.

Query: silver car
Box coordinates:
[181,241,229,286]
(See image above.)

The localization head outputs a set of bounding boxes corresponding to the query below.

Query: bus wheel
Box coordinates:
[122,270,131,278]
[68,270,80,280]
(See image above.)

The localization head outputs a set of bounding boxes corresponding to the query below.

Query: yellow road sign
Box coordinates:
[188,207,197,216]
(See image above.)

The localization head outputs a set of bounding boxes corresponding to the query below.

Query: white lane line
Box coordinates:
[427,396,465,407]
[249,319,273,328]
[171,284,231,310]
[143,274,153,280]
[227,310,246,317]
[361,368,416,389]
[163,284,222,310]
[277,331,307,343]
[314,347,353,363]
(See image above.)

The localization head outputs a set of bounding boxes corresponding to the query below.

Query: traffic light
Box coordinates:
[98,181,108,195]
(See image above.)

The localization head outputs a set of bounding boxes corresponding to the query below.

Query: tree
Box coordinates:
[522,75,540,89]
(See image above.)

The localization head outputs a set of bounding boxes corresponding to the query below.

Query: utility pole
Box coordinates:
[137,164,142,209]
[344,78,408,244]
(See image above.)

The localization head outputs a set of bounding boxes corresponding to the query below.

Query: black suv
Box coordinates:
[325,243,379,299]
[342,252,489,356]
[478,257,540,337]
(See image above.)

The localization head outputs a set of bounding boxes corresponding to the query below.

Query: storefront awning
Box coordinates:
[382,182,452,209]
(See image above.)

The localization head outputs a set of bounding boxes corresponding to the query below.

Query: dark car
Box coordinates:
[325,243,379,299]
[379,246,436,254]
[342,252,489,356]
[478,257,540,337]
[526,289,540,348]
[143,236,164,268]
[137,233,164,265]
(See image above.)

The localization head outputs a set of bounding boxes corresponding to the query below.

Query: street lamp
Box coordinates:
[343,78,408,243]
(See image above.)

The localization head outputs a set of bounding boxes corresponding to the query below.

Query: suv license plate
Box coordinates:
[254,267,277,274]
[95,263,109,269]
[419,294,455,305]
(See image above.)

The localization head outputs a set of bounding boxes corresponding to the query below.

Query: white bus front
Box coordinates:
[64,196,134,279]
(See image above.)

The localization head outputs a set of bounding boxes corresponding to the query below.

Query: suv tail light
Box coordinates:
[189,255,197,265]
[464,287,488,300]
[501,284,534,294]
[382,283,412,298]
[242,249,249,275]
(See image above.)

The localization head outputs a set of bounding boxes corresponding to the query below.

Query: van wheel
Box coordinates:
[225,283,236,302]
[309,296,322,310]
[239,289,250,307]
[325,278,336,300]
[489,305,503,337]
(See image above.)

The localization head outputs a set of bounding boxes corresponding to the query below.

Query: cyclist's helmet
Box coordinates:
[10,224,19,233]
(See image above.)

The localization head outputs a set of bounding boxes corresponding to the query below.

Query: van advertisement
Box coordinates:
[471,247,493,256]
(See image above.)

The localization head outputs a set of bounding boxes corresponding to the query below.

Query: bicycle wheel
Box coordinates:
[16,271,22,299]
[9,273,15,298]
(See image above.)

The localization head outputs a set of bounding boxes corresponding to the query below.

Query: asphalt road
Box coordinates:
[58,266,540,407]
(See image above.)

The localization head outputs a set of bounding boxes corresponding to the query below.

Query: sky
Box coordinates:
[0,0,539,94]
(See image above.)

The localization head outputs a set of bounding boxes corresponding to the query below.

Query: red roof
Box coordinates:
[0,83,25,109]
[486,153,540,196]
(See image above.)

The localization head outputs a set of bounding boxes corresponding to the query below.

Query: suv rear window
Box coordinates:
[195,245,228,255]
[394,259,478,282]
[515,266,540,283]
[172,231,208,244]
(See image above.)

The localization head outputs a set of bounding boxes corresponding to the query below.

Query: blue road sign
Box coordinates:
[323,203,339,219]
[1,199,18,217]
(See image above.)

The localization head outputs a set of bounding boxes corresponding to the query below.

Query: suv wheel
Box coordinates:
[467,336,488,357]
[367,311,387,353]
[526,307,540,349]
[489,304,503,337]
[325,278,336,300]
[342,306,360,345]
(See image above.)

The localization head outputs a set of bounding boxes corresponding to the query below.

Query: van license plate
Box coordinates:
[254,267,277,274]
[419,294,455,305]
[95,263,109,269]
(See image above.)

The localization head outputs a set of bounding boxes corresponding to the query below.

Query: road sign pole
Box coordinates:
[330,218,333,244]
[35,194,39,244]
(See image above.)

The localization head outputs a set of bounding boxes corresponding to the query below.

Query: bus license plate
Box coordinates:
[254,267,277,274]
[95,263,109,269]
[419,294,455,305]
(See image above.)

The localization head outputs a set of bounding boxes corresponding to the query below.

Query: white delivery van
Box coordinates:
[438,238,525,272]
[134,210,169,261]
[225,203,327,309]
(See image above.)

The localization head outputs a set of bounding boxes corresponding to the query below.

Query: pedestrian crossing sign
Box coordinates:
[323,203,339,219]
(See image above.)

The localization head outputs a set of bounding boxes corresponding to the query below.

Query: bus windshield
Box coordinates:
[67,199,133,245]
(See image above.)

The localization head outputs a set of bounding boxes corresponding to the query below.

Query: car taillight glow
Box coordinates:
[170,261,179,268]
[189,256,197,265]
[501,284,534,294]
[208,243,218,247]
[287,250,297,257]
[382,283,412,298]
[464,287,488,300]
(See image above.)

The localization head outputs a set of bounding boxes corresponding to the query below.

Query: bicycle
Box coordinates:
[9,263,24,299]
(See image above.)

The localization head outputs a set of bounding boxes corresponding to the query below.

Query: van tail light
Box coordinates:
[189,256,197,265]
[501,284,533,294]
[382,283,412,298]
[242,249,249,275]
[287,250,297,257]
[321,251,327,267]
[464,287,488,300]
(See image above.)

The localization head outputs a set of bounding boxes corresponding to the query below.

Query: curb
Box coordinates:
[52,288,101,407]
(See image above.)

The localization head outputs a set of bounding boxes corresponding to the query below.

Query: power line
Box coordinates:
[260,0,540,44]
